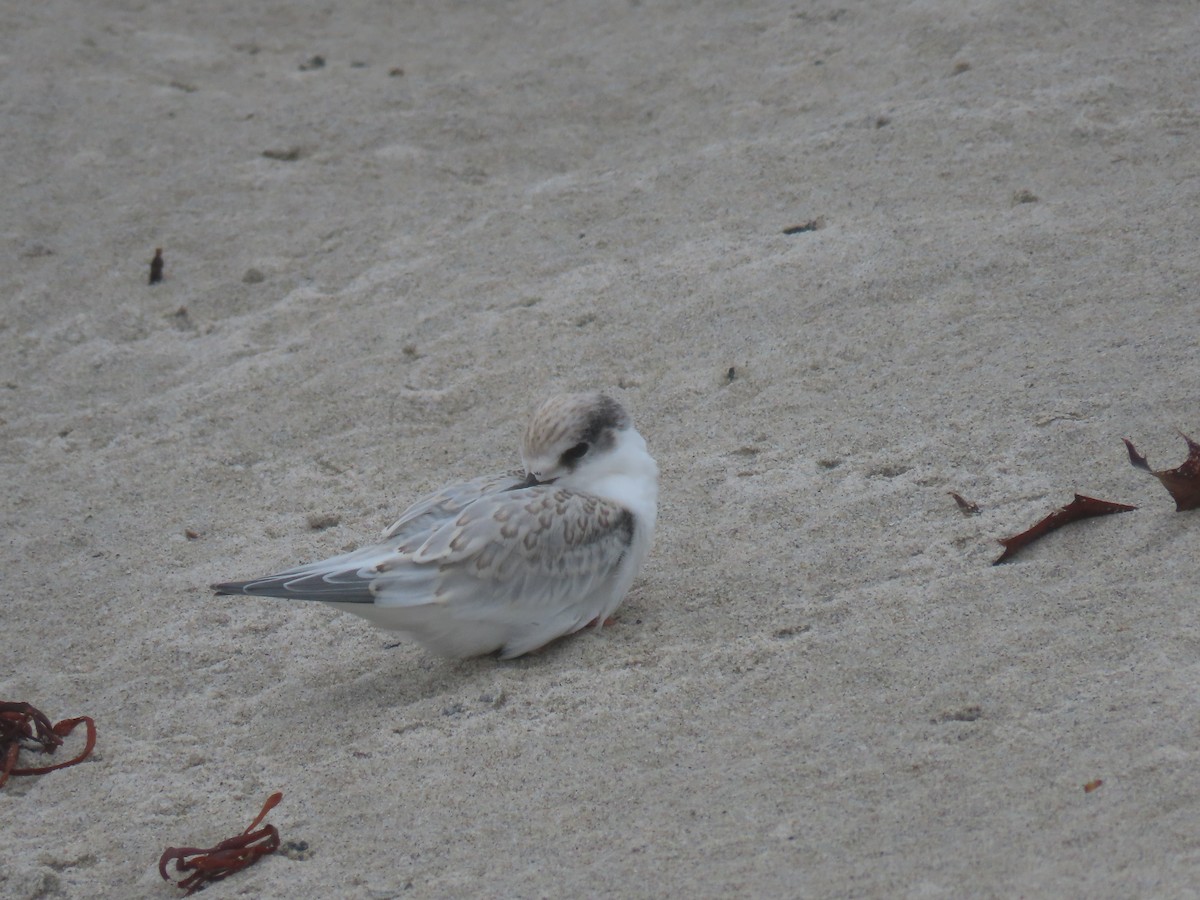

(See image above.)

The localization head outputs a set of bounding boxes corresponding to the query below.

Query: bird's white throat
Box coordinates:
[561,426,658,528]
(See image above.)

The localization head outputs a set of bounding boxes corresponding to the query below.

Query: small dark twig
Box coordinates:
[948,491,980,515]
[782,218,824,235]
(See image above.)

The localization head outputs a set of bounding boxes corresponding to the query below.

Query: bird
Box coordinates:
[212,392,658,659]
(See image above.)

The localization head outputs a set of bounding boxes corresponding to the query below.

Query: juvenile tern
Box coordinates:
[213,392,658,659]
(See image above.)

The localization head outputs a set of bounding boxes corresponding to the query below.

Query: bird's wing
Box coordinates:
[378,486,637,657]
[213,472,523,602]
[214,484,634,616]
[380,471,525,541]
[395,485,635,584]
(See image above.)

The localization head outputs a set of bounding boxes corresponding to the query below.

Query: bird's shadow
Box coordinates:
[269,632,572,729]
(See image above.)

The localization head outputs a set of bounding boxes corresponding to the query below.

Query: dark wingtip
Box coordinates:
[211,581,244,595]
[505,471,550,491]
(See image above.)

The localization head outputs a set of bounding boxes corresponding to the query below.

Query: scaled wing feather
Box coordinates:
[380,472,525,541]
[375,486,634,613]
[215,473,524,602]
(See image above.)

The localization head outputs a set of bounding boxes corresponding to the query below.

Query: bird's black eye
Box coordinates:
[560,442,589,466]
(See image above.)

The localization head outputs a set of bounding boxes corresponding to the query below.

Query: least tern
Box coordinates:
[213,392,658,658]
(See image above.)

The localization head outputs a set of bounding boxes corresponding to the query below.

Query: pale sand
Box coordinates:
[3,1,1199,897]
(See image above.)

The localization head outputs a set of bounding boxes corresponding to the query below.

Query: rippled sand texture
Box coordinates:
[3,1,1199,896]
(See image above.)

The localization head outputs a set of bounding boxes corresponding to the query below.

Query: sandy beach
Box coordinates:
[3,1,1199,896]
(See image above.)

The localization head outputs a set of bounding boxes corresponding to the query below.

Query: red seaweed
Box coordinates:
[1124,432,1200,511]
[0,701,97,789]
[159,792,283,895]
[994,494,1136,565]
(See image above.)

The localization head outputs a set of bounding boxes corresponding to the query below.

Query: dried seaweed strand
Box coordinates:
[1124,432,1200,511]
[0,701,97,788]
[994,494,1136,565]
[159,792,283,895]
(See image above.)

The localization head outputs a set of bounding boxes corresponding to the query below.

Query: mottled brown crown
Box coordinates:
[522,392,630,460]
